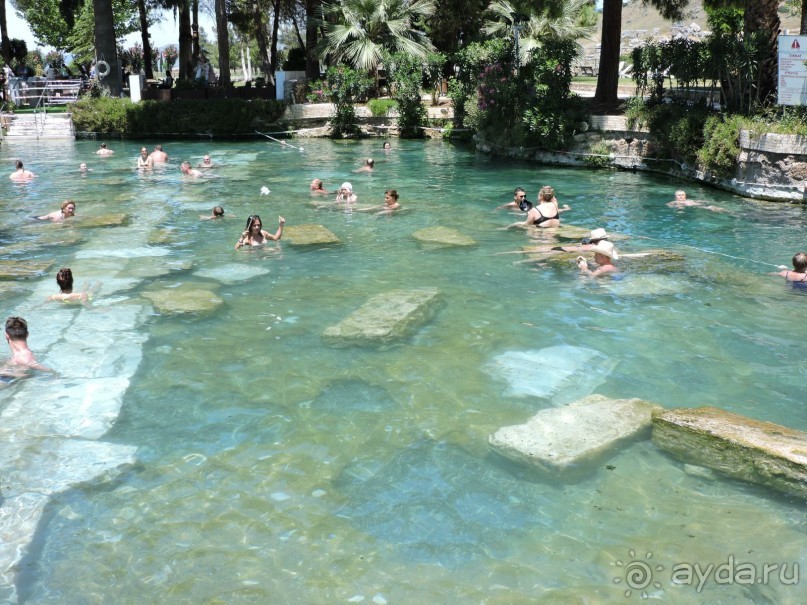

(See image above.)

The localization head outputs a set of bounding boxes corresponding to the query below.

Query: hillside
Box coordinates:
[581,1,802,60]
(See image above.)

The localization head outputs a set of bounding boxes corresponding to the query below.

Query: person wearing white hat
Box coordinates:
[577,240,619,277]
[336,182,357,205]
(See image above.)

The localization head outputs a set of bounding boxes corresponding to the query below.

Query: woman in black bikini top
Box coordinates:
[526,186,570,227]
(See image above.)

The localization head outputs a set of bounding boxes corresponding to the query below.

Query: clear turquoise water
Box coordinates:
[2,138,806,604]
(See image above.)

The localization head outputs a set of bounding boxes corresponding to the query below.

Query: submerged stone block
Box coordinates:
[0,259,54,280]
[489,394,659,473]
[195,264,271,284]
[485,346,616,404]
[652,406,807,498]
[143,283,223,314]
[323,288,440,346]
[284,224,341,246]
[411,226,476,247]
[80,213,129,228]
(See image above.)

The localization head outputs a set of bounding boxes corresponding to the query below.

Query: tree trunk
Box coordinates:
[137,0,153,79]
[93,0,121,95]
[192,0,200,60]
[802,0,807,35]
[593,0,622,108]
[745,0,780,105]
[0,0,11,66]
[215,0,230,85]
[305,0,319,79]
[252,0,271,79]
[178,1,193,80]
[267,0,280,96]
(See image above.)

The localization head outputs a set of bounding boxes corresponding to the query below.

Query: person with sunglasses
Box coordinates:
[496,187,530,211]
[235,215,285,249]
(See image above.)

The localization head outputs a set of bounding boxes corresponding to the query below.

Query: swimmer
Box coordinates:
[96,143,114,156]
[10,160,36,181]
[3,316,52,372]
[150,144,168,163]
[335,182,357,205]
[235,215,285,249]
[46,267,99,306]
[496,187,530,211]
[775,251,807,284]
[79,162,90,173]
[38,200,76,222]
[137,147,154,169]
[357,189,401,214]
[506,185,570,229]
[667,190,726,212]
[200,206,232,220]
[310,178,329,195]
[197,155,216,169]
[383,142,391,151]
[181,161,203,178]
[354,158,374,173]
[577,240,619,277]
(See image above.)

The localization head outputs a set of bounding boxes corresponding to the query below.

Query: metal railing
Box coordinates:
[7,77,83,109]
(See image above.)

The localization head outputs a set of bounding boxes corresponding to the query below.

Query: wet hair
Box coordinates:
[56,267,74,292]
[61,199,75,212]
[675,190,686,198]
[181,161,191,170]
[383,142,391,149]
[245,214,262,230]
[15,160,23,170]
[100,143,107,149]
[793,252,807,272]
[513,187,525,197]
[539,186,554,202]
[311,178,323,190]
[213,206,224,217]
[155,145,163,151]
[5,316,28,340]
[385,189,399,200]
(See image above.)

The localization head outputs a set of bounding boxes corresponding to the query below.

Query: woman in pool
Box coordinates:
[235,215,285,249]
[357,189,401,214]
[137,147,154,170]
[775,252,807,285]
[310,179,329,195]
[38,200,76,222]
[335,182,357,205]
[46,267,99,305]
[524,185,570,228]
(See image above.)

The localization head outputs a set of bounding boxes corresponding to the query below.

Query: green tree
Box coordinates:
[593,0,691,108]
[482,0,595,67]
[317,0,436,73]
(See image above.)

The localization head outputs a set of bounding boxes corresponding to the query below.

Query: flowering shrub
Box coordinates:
[387,52,427,138]
[306,79,327,103]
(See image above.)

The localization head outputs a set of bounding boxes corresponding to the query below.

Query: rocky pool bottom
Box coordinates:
[1,138,806,604]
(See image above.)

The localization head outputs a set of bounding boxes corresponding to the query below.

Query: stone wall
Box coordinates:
[477,119,807,203]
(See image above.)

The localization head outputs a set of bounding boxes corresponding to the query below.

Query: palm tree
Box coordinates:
[317,0,437,72]
[483,0,595,66]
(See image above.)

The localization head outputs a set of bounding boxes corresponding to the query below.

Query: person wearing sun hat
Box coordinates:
[576,240,619,277]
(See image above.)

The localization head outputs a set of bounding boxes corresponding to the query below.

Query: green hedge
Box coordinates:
[70,97,287,136]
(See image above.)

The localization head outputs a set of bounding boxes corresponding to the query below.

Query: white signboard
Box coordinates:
[778,35,807,106]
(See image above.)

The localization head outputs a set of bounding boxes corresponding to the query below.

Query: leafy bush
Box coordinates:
[324,66,372,138]
[697,114,745,177]
[367,98,398,117]
[70,97,131,134]
[640,101,712,164]
[584,141,612,168]
[71,98,287,136]
[387,52,427,138]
